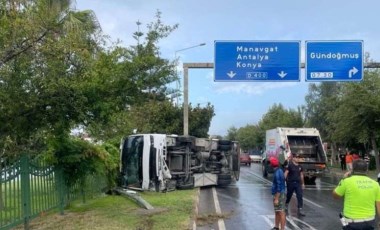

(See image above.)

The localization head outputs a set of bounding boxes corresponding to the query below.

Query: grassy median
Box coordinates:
[16,189,198,230]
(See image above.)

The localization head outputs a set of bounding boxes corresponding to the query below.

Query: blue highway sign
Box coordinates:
[305,41,363,82]
[214,41,301,82]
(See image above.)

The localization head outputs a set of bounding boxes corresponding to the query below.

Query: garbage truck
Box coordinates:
[262,127,327,184]
[119,134,240,192]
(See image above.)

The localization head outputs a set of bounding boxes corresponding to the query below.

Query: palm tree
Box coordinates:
[0,0,101,67]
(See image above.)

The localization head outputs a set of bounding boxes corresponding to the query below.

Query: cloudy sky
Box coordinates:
[76,0,380,136]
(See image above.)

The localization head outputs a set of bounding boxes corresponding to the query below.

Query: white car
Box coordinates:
[249,151,263,163]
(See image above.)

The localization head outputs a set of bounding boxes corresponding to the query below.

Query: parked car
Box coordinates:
[240,153,252,166]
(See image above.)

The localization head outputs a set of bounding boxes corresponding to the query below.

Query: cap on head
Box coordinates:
[270,157,279,167]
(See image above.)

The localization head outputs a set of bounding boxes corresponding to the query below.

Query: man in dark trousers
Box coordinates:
[339,151,347,171]
[284,153,305,216]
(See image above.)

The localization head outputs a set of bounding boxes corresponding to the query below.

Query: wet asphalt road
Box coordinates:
[196,163,345,230]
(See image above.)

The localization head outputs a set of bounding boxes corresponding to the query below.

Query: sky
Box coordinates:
[76,0,380,136]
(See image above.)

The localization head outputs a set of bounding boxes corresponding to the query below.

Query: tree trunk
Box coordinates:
[370,133,380,174]
[331,142,337,165]
[0,165,3,210]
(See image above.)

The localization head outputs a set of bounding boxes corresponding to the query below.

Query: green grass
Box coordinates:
[14,189,198,230]
[140,190,197,229]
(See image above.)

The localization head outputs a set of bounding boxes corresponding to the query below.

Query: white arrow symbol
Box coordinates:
[278,71,287,78]
[348,67,358,78]
[227,71,236,78]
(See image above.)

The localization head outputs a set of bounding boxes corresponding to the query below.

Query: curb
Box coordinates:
[191,187,200,230]
[327,168,378,181]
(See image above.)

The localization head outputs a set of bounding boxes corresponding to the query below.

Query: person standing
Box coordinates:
[364,154,370,167]
[270,157,286,230]
[284,153,306,216]
[333,159,380,230]
[352,152,360,161]
[339,152,347,171]
[345,151,354,172]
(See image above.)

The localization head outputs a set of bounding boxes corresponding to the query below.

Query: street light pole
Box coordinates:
[175,43,206,57]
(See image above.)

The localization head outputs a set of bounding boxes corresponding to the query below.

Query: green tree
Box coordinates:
[304,82,343,162]
[84,11,180,141]
[330,69,380,172]
[0,0,102,197]
[91,100,215,142]
[127,100,182,135]
[257,103,304,146]
[236,124,262,150]
[226,126,238,140]
[0,3,186,196]
[0,0,102,153]
[189,103,215,137]
[258,104,304,130]
[45,135,110,187]
[304,82,342,138]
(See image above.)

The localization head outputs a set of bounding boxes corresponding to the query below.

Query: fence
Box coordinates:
[0,155,107,230]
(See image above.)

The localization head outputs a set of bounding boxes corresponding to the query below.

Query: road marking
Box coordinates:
[287,215,317,230]
[304,187,336,190]
[286,215,303,230]
[212,186,226,230]
[261,215,277,229]
[303,197,323,208]
[261,214,317,230]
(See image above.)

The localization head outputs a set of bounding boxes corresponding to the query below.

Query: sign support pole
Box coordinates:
[183,63,214,136]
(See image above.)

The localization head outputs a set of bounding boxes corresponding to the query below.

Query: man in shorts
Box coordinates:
[271,157,286,230]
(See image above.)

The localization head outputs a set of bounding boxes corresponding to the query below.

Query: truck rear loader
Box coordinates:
[262,127,327,184]
[119,134,240,192]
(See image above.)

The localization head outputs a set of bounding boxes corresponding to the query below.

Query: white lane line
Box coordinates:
[286,215,303,230]
[303,197,323,208]
[304,187,336,190]
[261,214,294,230]
[261,215,275,228]
[287,215,317,230]
[212,186,226,230]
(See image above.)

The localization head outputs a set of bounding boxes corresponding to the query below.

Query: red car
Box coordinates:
[240,153,252,166]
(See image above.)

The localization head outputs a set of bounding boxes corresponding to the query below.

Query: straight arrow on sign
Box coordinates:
[278,71,287,78]
[227,71,236,78]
